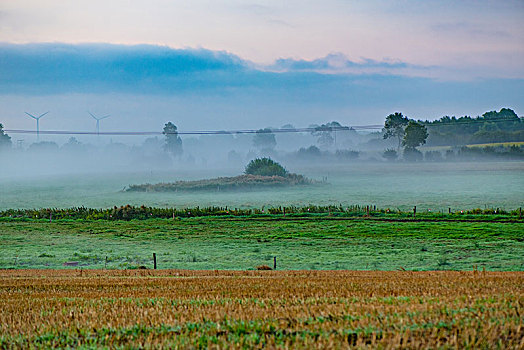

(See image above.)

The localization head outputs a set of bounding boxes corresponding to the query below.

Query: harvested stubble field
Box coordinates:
[0,270,522,349]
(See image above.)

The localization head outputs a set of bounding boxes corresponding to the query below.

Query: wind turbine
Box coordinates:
[24,111,49,142]
[88,112,110,136]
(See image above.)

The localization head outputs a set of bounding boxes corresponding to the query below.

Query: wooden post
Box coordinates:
[105,256,108,269]
[413,206,416,218]
[520,207,522,219]
[449,207,451,214]
[49,212,52,223]
[153,253,157,270]
[273,256,277,270]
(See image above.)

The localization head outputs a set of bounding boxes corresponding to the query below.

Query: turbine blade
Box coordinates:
[25,112,37,119]
[99,115,111,120]
[39,111,50,118]
[88,111,97,120]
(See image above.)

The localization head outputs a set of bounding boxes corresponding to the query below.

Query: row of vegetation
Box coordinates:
[2,108,521,153]
[1,204,521,221]
[384,144,524,161]
[1,108,522,166]
[423,108,523,146]
[380,109,524,161]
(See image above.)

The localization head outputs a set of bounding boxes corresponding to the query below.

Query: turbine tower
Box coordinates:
[24,111,49,142]
[88,112,110,136]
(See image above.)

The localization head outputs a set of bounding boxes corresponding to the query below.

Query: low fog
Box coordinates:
[1,122,523,212]
[0,126,374,178]
[1,123,522,180]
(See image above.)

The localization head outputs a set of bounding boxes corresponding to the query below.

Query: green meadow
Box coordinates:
[1,217,522,271]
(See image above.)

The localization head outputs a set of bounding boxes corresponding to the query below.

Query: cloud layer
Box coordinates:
[0,43,522,133]
[0,43,251,94]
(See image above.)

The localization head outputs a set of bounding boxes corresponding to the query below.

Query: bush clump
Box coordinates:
[124,158,314,193]
[245,158,287,177]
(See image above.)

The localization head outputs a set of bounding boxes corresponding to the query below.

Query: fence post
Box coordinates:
[105,256,108,269]
[153,253,157,270]
[273,256,277,270]
[520,207,522,219]
[448,207,451,214]
[413,206,416,218]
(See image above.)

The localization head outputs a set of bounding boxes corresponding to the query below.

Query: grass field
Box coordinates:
[0,269,522,348]
[1,217,523,271]
[1,161,523,211]
[466,141,524,148]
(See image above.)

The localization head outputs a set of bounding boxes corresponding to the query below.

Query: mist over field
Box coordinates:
[1,130,523,211]
[0,3,522,212]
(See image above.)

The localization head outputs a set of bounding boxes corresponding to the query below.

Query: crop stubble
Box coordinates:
[0,270,522,348]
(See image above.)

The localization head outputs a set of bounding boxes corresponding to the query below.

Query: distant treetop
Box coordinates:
[245,158,287,177]
[0,123,12,149]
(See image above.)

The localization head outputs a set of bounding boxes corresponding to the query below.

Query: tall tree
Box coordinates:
[163,122,183,157]
[0,123,12,150]
[253,128,276,151]
[383,112,409,152]
[402,121,428,149]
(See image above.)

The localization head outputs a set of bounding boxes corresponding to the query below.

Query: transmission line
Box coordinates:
[3,117,521,137]
[4,125,383,136]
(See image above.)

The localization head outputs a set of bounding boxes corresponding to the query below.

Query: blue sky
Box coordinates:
[0,1,522,135]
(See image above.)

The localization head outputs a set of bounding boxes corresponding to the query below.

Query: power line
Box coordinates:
[3,117,521,137]
[3,125,383,136]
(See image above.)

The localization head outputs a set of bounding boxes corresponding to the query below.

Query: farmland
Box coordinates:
[0,269,522,348]
[1,161,523,211]
[1,216,523,271]
[1,161,523,348]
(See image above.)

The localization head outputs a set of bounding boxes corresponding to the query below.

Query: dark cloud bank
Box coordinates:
[0,42,522,120]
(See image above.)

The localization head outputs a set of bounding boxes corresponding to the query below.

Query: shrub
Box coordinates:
[297,145,321,158]
[245,158,287,177]
[383,148,398,161]
[424,150,443,162]
[335,149,359,160]
[403,147,423,162]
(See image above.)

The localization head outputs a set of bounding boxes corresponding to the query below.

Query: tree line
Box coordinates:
[1,108,522,161]
[421,108,523,146]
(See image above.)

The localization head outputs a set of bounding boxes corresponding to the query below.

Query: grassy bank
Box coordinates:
[126,173,313,192]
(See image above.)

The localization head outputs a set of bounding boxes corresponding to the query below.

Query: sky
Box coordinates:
[0,0,523,142]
